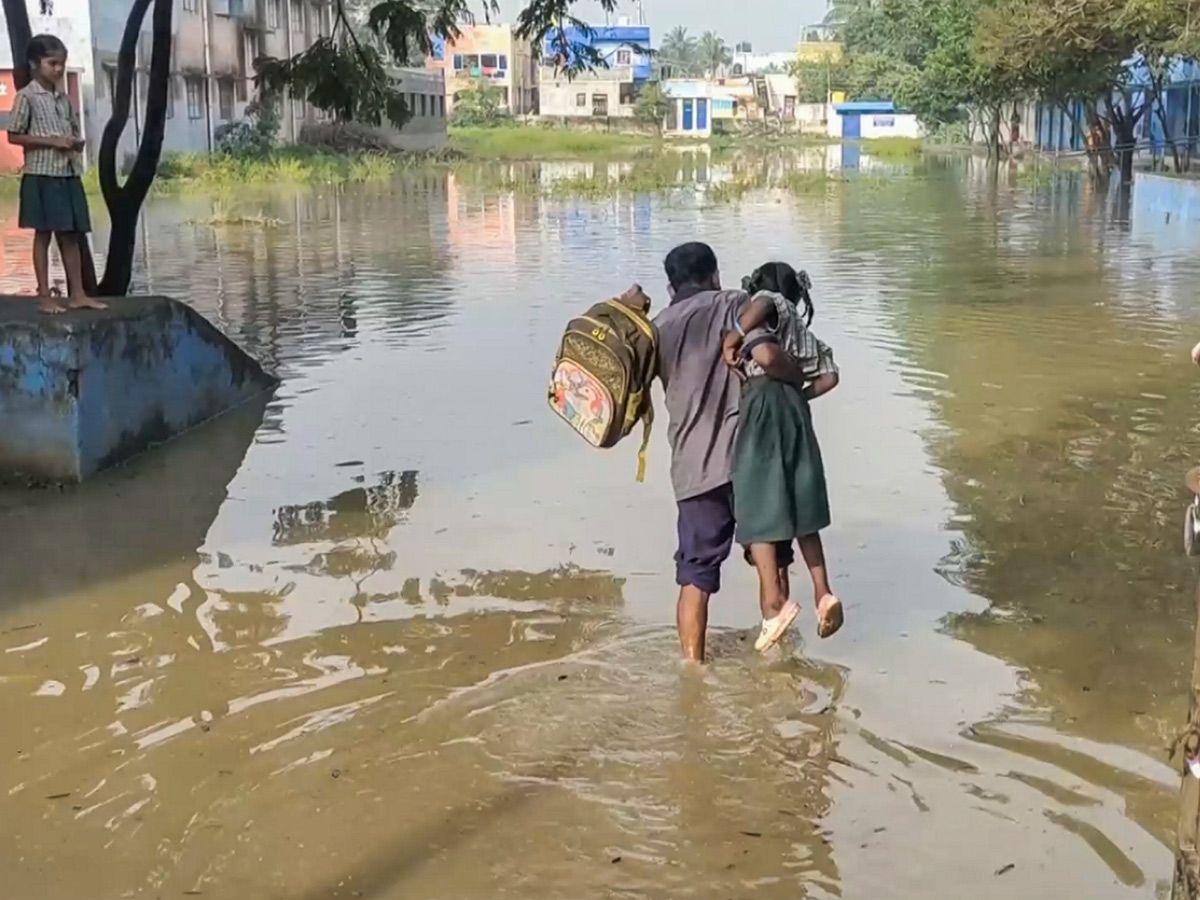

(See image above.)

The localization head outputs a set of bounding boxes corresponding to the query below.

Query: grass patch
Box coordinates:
[155,148,406,187]
[862,136,924,160]
[449,125,657,160]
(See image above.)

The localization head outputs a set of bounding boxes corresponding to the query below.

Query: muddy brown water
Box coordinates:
[1,158,1198,899]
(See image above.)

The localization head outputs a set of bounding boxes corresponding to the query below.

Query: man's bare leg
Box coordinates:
[33,231,62,314]
[58,233,106,310]
[677,585,710,662]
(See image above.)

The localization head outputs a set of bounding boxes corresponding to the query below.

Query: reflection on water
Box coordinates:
[3,156,1200,897]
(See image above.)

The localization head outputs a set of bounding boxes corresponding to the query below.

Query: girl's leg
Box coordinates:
[797,532,842,638]
[747,542,786,620]
[748,542,800,653]
[32,231,60,313]
[796,532,832,602]
[57,233,106,310]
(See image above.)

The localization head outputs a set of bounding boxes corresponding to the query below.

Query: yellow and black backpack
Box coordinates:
[547,293,657,481]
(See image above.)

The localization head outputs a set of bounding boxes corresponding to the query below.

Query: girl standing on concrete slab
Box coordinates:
[7,34,105,314]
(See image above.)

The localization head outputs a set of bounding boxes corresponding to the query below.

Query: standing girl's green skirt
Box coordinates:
[732,376,830,544]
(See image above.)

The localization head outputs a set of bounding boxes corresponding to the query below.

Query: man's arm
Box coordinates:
[745,340,809,389]
[8,133,75,150]
[721,294,778,367]
[734,336,840,399]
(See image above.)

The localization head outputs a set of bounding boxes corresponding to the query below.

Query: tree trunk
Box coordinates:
[1,0,32,91]
[1,0,100,295]
[96,0,173,297]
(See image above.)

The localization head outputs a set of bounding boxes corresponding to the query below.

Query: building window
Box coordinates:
[315,1,328,36]
[420,93,427,116]
[452,54,462,70]
[267,0,280,28]
[294,99,304,119]
[165,77,175,118]
[593,93,608,116]
[291,0,303,32]
[103,65,116,101]
[498,54,507,70]
[186,78,203,120]
[438,95,445,117]
[619,82,635,105]
[211,0,231,15]
[218,79,234,120]
[463,54,479,71]
[480,53,497,69]
[575,92,586,108]
[182,0,197,11]
[38,0,52,12]
[616,48,631,65]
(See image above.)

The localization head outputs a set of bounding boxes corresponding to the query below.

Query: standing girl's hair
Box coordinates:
[26,33,68,70]
[742,262,814,327]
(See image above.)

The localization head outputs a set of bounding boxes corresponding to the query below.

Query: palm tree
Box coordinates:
[660,26,699,76]
[698,31,732,78]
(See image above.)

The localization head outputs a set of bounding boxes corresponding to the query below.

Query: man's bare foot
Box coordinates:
[37,295,66,315]
[68,295,108,311]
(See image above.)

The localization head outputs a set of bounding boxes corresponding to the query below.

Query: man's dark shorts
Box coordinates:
[675,483,795,594]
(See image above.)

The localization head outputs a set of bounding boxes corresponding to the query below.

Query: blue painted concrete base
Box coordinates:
[0,295,278,482]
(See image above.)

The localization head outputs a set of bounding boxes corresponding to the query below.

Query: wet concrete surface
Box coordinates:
[1,159,1197,898]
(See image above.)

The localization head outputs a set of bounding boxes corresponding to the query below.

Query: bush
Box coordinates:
[451,78,510,128]
[214,98,280,158]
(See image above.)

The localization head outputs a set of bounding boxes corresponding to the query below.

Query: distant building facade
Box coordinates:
[428,25,536,116]
[538,24,652,119]
[0,0,444,172]
[828,101,923,139]
[662,79,713,137]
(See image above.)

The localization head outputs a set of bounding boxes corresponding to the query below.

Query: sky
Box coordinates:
[493,0,831,54]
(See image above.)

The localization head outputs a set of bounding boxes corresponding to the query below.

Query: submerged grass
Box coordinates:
[449,125,658,160]
[861,136,924,160]
[153,148,424,188]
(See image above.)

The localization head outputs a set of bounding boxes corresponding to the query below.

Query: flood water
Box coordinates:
[2,154,1200,899]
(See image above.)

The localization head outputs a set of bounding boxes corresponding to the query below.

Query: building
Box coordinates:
[0,1,444,172]
[0,0,94,173]
[87,0,327,167]
[828,101,923,139]
[381,67,447,151]
[710,77,759,124]
[729,50,794,77]
[428,25,536,116]
[537,23,652,119]
[1027,57,1200,160]
[662,79,713,138]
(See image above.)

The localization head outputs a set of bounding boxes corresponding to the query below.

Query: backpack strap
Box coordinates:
[636,396,653,483]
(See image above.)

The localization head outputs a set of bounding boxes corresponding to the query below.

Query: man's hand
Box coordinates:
[616,283,651,314]
[49,135,78,151]
[722,330,744,369]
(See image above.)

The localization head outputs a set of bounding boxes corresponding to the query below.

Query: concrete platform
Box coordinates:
[0,295,278,482]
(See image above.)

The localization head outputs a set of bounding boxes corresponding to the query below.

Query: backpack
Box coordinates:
[547,295,657,481]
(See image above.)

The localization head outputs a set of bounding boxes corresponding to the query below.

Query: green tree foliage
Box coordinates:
[257,0,623,128]
[659,25,700,76]
[698,31,733,76]
[976,0,1154,178]
[451,77,508,126]
[633,82,671,131]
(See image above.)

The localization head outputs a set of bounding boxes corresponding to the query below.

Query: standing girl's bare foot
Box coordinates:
[37,292,65,314]
[68,295,108,311]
